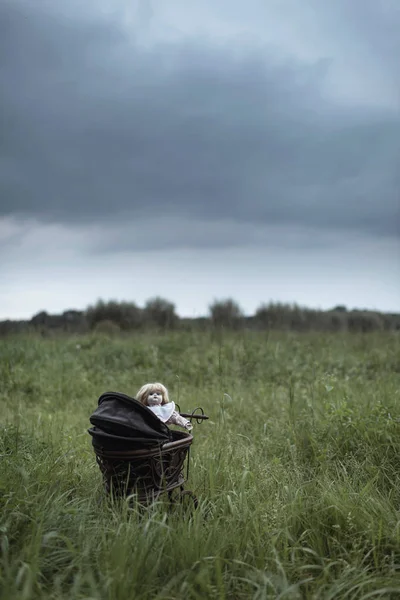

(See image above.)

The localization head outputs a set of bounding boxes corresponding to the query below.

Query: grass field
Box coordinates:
[1,331,400,599]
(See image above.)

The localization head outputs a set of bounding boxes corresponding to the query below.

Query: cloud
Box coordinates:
[2,214,377,262]
[1,217,399,319]
[0,0,399,247]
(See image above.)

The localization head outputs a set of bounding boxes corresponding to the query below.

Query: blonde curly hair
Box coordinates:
[136,382,170,406]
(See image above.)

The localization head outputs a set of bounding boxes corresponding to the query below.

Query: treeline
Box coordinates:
[0,298,399,336]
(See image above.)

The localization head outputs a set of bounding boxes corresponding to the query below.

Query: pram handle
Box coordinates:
[180,413,208,420]
[175,406,209,424]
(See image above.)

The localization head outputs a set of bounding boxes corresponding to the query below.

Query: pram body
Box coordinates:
[88,392,206,505]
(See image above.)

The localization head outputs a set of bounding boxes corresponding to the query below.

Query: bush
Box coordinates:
[255,303,349,332]
[86,300,142,331]
[347,311,384,333]
[143,297,178,329]
[255,303,293,330]
[93,319,121,336]
[209,298,244,329]
[326,310,348,332]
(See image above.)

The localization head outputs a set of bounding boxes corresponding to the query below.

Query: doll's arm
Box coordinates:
[168,410,193,431]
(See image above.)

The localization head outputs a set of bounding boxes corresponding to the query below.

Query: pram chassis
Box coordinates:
[91,406,208,507]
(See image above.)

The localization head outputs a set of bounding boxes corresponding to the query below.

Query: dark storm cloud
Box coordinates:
[0,0,399,239]
[328,0,400,77]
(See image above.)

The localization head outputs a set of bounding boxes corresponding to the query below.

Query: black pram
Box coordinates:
[88,392,207,506]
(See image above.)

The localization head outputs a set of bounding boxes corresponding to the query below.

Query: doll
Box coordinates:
[136,382,193,431]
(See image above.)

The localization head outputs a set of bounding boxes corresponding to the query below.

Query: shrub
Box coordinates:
[93,319,121,336]
[209,298,244,329]
[326,310,348,332]
[143,297,178,329]
[255,302,293,330]
[347,311,384,333]
[86,300,142,331]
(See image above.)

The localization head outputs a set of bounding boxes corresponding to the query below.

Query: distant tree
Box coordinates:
[0,319,31,336]
[30,311,65,330]
[332,305,347,313]
[86,300,142,331]
[209,298,244,329]
[326,310,348,332]
[347,311,384,333]
[381,313,400,331]
[31,311,49,326]
[143,297,178,329]
[61,310,88,332]
[255,302,323,331]
[255,303,291,330]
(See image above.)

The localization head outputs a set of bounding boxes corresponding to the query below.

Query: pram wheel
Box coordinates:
[179,489,199,510]
[169,486,198,510]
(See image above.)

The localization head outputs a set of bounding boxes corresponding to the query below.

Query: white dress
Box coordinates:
[148,401,176,423]
[148,401,192,430]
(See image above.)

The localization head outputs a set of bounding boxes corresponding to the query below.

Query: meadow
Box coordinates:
[0,330,400,599]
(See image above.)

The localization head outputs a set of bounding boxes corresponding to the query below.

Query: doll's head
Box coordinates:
[136,382,170,407]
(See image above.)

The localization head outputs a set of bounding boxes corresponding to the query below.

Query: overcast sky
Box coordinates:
[1,0,399,319]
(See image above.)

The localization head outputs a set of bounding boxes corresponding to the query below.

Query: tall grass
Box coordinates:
[0,331,399,599]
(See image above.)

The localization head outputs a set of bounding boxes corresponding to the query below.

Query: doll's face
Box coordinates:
[147,390,163,406]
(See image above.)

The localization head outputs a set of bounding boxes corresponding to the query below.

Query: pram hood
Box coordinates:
[88,391,172,448]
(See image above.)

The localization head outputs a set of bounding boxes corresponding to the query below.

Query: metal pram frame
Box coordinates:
[89,394,207,507]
